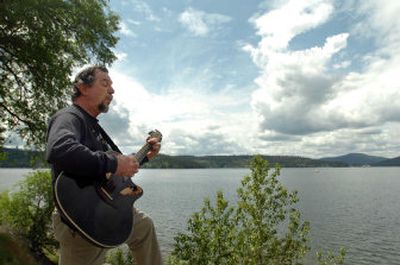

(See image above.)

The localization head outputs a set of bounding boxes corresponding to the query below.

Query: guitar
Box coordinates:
[54,130,162,248]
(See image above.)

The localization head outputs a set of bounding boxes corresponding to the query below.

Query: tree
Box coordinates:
[0,170,56,263]
[0,0,120,149]
[167,156,345,265]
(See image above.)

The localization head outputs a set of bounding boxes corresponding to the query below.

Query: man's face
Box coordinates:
[89,70,114,113]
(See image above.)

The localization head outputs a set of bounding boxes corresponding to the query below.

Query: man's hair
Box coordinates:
[71,65,109,101]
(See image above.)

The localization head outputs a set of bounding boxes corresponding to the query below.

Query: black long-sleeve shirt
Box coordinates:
[46,104,118,183]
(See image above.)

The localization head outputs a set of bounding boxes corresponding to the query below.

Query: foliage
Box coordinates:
[170,191,237,265]
[0,0,120,149]
[0,170,56,256]
[0,148,46,168]
[316,248,346,265]
[105,247,136,265]
[167,155,345,265]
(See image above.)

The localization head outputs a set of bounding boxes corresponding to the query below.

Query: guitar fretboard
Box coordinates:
[134,143,152,164]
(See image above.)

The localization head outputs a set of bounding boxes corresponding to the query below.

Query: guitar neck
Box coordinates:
[134,143,152,164]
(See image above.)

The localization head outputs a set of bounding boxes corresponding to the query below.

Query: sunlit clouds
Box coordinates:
[100,0,400,158]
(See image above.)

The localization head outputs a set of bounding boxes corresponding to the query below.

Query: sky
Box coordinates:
[94,0,400,158]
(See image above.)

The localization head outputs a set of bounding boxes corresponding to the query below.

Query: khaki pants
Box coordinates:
[52,208,163,265]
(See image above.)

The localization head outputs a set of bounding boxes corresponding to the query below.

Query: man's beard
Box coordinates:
[98,102,109,113]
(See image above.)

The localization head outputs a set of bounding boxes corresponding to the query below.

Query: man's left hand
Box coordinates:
[146,137,161,160]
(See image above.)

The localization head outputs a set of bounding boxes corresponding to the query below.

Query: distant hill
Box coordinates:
[320,153,387,166]
[3,148,398,168]
[143,154,347,168]
[0,148,46,168]
[373,156,400,166]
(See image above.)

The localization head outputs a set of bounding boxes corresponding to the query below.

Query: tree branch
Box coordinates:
[0,101,37,132]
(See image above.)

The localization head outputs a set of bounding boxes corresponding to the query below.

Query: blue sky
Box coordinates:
[95,0,400,158]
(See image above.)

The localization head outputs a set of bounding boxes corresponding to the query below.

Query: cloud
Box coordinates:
[235,0,400,157]
[245,0,400,143]
[103,69,256,155]
[131,0,160,22]
[99,105,138,147]
[167,128,248,156]
[249,0,333,51]
[119,21,136,37]
[103,0,399,158]
[354,0,400,50]
[178,7,232,36]
[114,51,128,61]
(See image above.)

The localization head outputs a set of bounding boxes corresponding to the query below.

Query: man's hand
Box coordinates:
[115,154,139,177]
[147,137,161,160]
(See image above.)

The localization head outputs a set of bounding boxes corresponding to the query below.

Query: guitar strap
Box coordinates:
[95,124,149,166]
[95,123,122,154]
[68,104,122,154]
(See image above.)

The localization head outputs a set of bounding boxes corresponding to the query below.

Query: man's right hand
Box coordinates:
[115,155,139,177]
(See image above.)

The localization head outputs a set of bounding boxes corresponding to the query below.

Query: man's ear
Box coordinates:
[77,83,90,96]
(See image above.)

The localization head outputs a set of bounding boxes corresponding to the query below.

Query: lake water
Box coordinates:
[1,167,400,264]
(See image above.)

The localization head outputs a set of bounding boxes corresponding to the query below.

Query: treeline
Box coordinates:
[143,154,347,168]
[0,149,346,168]
[3,148,399,169]
[0,148,46,168]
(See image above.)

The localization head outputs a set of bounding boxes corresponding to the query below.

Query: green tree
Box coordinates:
[0,170,56,263]
[171,191,238,265]
[0,0,119,149]
[167,156,345,265]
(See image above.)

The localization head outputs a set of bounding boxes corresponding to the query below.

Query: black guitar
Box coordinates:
[54,130,162,248]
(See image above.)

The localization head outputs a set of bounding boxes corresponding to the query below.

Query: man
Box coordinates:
[46,65,163,265]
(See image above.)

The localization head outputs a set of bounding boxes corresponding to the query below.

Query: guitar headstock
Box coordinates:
[148,129,163,142]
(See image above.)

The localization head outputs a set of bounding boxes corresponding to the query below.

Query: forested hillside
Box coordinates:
[2,148,398,168]
[143,154,347,168]
[0,148,46,168]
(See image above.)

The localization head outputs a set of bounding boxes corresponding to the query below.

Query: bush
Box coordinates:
[0,170,57,257]
[167,155,345,265]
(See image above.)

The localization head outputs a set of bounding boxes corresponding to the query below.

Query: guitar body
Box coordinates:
[54,171,143,248]
[54,129,162,248]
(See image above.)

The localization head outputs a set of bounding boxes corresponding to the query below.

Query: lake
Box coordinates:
[1,167,400,264]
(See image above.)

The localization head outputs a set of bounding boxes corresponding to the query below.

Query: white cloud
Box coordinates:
[119,21,136,37]
[249,0,333,51]
[131,0,160,22]
[243,0,400,157]
[102,0,399,158]
[105,69,255,155]
[126,19,141,26]
[178,8,232,36]
[356,0,400,50]
[333,60,350,69]
[114,51,128,61]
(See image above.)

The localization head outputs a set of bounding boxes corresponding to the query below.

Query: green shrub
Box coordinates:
[0,170,57,256]
[167,155,345,265]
